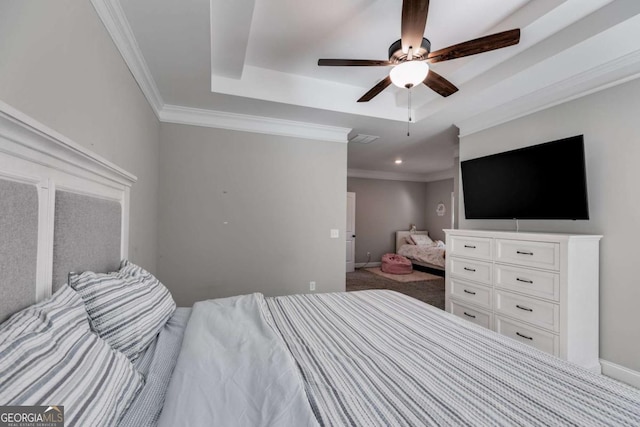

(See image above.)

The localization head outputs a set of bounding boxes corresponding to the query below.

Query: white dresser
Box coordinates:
[444,229,602,372]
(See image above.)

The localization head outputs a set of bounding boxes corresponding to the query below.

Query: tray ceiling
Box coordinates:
[101,0,640,178]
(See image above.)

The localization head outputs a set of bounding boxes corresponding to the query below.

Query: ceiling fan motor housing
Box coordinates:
[389,37,431,63]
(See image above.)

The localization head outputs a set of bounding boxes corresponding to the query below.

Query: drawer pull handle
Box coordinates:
[516,304,533,312]
[463,267,476,272]
[463,312,476,319]
[463,289,476,295]
[516,250,534,255]
[516,332,533,340]
[464,245,476,249]
[516,278,533,284]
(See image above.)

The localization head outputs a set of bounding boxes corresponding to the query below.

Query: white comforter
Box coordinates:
[157,293,318,427]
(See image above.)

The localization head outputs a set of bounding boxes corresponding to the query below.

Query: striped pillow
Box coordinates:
[0,285,143,427]
[69,261,176,361]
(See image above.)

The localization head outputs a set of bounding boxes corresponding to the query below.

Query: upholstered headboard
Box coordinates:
[395,231,430,253]
[0,102,136,321]
[52,191,122,292]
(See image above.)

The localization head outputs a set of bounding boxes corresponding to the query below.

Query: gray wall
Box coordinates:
[0,0,160,272]
[158,123,347,306]
[459,77,640,372]
[424,179,454,242]
[346,178,428,263]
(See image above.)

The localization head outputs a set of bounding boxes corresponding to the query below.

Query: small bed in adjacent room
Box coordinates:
[1,104,640,426]
[396,230,446,273]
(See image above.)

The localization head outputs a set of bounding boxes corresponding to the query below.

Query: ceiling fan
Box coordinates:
[318,0,521,102]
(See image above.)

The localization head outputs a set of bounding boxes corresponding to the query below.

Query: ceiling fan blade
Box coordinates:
[357,76,392,102]
[401,0,430,57]
[318,59,392,66]
[427,28,520,63]
[423,70,458,97]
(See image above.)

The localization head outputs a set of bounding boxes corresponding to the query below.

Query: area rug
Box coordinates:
[365,267,440,283]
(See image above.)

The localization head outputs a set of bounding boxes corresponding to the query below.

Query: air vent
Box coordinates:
[349,134,379,144]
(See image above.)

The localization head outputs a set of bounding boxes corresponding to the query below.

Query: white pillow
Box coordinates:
[410,234,434,245]
[0,285,144,426]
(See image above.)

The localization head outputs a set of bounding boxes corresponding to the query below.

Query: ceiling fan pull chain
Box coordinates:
[407,89,412,137]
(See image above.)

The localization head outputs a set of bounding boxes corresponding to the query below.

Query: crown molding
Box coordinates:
[457,48,640,138]
[91,0,352,144]
[347,168,454,183]
[92,0,352,143]
[423,169,456,182]
[160,105,351,143]
[91,0,164,116]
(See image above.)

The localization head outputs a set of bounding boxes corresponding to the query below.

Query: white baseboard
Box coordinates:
[600,359,640,389]
[355,262,381,268]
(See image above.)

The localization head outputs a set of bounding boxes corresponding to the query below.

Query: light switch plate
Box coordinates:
[330,229,339,238]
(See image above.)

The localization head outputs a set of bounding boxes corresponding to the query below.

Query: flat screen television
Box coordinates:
[461,135,589,220]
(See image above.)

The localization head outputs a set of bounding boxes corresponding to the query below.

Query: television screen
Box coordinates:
[461,135,589,220]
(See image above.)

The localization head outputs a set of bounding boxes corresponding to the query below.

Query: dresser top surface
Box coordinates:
[444,229,602,242]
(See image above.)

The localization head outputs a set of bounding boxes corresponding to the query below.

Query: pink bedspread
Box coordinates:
[381,253,413,275]
[397,241,446,268]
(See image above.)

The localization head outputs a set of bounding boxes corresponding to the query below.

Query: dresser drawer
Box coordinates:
[450,300,492,329]
[450,258,492,286]
[495,315,559,356]
[449,235,493,261]
[495,239,560,271]
[494,290,560,332]
[450,278,492,309]
[494,264,560,301]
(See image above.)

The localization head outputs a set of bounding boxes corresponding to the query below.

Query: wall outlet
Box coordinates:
[330,229,339,238]
[309,281,316,291]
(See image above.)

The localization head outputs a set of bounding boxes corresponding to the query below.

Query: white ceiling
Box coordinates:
[110,0,640,180]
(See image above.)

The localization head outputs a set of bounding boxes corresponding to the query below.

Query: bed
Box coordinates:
[1,103,640,426]
[395,230,446,272]
[157,291,640,426]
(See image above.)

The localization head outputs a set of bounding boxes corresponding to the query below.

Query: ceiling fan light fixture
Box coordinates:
[390,61,429,89]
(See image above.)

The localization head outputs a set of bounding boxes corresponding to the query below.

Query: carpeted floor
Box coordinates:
[364,267,441,282]
[346,268,445,310]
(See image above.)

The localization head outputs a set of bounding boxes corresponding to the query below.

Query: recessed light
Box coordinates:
[395,159,403,164]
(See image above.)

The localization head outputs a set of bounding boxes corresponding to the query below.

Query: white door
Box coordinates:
[346,192,356,273]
